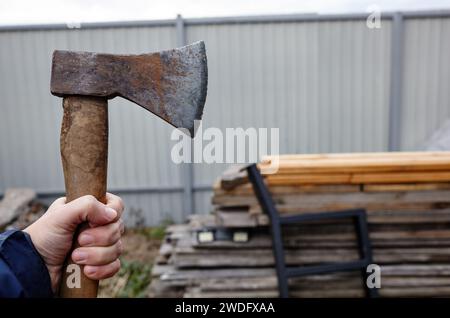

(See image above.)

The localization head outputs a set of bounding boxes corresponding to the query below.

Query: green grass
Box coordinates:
[107,222,171,297]
[117,259,153,298]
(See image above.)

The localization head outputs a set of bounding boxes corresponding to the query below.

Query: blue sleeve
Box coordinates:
[0,229,53,298]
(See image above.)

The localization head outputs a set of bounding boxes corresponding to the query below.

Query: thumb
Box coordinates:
[52,195,118,230]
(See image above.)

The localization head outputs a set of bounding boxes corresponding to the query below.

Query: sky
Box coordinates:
[0,0,449,26]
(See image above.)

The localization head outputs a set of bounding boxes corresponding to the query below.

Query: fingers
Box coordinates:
[105,193,125,221]
[84,259,121,280]
[78,219,125,247]
[72,194,124,280]
[72,239,123,266]
[59,194,121,227]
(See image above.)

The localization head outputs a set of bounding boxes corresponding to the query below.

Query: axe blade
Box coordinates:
[51,41,208,136]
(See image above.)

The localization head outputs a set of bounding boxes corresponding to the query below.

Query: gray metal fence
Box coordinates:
[1,11,449,225]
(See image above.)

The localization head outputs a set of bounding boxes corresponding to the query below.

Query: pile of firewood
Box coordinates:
[150,152,450,297]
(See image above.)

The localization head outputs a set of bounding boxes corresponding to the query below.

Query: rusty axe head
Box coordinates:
[51,41,207,136]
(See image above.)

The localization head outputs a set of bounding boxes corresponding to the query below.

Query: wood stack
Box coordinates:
[150,152,450,297]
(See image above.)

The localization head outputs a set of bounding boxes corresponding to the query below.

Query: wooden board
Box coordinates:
[213,189,450,208]
[257,152,450,185]
[259,155,450,174]
[248,201,450,213]
[219,165,248,190]
[265,171,450,185]
[363,183,450,192]
[171,248,450,268]
[215,210,268,228]
[261,151,450,163]
[214,183,361,196]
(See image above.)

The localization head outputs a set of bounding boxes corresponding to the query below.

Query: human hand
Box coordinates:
[24,193,125,293]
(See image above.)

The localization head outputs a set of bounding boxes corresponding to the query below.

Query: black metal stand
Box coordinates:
[246,164,378,298]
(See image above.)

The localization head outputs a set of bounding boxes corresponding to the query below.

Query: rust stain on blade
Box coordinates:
[119,53,168,123]
[51,41,208,136]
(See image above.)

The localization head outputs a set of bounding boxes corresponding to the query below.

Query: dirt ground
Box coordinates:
[121,229,162,263]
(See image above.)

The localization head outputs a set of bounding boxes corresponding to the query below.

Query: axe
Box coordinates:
[50,41,207,297]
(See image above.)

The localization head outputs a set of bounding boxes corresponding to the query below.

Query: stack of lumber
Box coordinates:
[260,151,450,185]
[150,152,450,297]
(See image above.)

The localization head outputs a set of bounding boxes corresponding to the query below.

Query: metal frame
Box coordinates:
[246,164,378,298]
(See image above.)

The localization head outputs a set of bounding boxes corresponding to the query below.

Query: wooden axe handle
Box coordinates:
[58,96,108,298]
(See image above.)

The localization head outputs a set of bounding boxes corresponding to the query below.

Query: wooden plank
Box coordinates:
[260,161,450,175]
[249,202,450,215]
[261,151,450,163]
[379,287,450,298]
[259,155,450,174]
[247,207,450,224]
[184,288,279,298]
[265,171,450,185]
[367,209,450,224]
[214,183,361,196]
[193,234,450,249]
[214,182,450,196]
[158,268,276,282]
[215,207,450,226]
[214,189,450,208]
[352,171,450,184]
[171,248,450,268]
[265,174,352,185]
[214,210,268,228]
[155,265,450,283]
[363,183,450,192]
[188,214,216,229]
[219,165,248,190]
[376,264,450,276]
[196,276,450,292]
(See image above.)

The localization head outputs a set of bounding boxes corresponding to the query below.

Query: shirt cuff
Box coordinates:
[0,229,53,297]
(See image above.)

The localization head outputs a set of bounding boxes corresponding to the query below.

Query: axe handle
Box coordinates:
[58,96,108,298]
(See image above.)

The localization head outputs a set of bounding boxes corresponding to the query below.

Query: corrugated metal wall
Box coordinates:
[1,12,449,225]
[401,17,450,150]
[187,20,392,183]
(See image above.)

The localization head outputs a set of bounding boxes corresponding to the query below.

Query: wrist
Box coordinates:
[23,225,59,293]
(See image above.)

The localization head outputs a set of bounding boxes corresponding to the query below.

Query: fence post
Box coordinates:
[388,12,404,151]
